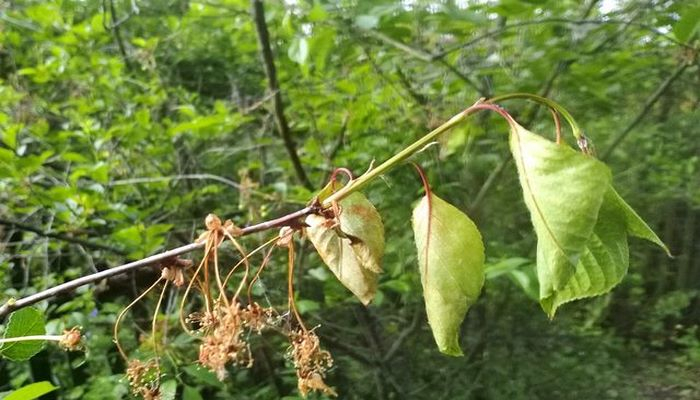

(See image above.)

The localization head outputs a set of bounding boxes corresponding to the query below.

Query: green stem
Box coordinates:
[0,335,61,344]
[322,106,479,206]
[487,93,583,140]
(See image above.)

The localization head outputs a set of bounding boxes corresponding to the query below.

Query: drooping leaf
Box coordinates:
[610,188,670,256]
[541,187,670,317]
[4,381,58,400]
[338,192,385,273]
[306,214,378,305]
[0,307,46,361]
[412,193,485,356]
[509,122,611,299]
[305,191,385,304]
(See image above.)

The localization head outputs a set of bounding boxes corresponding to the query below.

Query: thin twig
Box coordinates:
[109,173,277,200]
[106,0,133,71]
[601,61,690,160]
[0,218,126,255]
[250,0,313,189]
[0,204,321,319]
[433,18,692,60]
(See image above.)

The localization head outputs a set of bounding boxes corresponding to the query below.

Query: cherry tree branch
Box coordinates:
[250,0,313,190]
[0,205,319,319]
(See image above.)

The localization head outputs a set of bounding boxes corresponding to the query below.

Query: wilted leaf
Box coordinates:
[305,191,384,304]
[338,192,385,273]
[611,188,670,256]
[0,307,46,361]
[507,121,669,317]
[412,193,484,356]
[306,214,377,304]
[541,187,670,317]
[509,122,611,299]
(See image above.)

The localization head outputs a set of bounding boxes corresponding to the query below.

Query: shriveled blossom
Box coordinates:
[160,257,193,287]
[59,327,82,350]
[288,329,337,397]
[125,359,160,399]
[186,310,218,331]
[198,303,253,380]
[241,302,276,333]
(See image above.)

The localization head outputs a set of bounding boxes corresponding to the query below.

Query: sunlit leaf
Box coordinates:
[412,193,484,356]
[0,307,46,361]
[288,36,309,65]
[4,381,58,400]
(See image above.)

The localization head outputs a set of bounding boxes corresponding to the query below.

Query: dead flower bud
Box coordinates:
[59,327,82,351]
[223,219,244,237]
[288,329,337,397]
[205,213,222,231]
[276,226,295,248]
[160,257,192,287]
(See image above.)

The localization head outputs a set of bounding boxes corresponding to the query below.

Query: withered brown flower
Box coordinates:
[198,302,253,380]
[288,329,337,397]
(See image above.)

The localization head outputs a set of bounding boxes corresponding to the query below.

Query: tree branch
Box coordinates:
[105,0,133,71]
[0,204,320,319]
[250,0,313,190]
[0,218,127,255]
[601,61,690,160]
[365,29,484,95]
[433,18,691,60]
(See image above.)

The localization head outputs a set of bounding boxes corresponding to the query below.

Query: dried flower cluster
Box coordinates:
[125,359,161,399]
[118,214,338,398]
[288,329,337,397]
[197,302,251,379]
[195,301,276,380]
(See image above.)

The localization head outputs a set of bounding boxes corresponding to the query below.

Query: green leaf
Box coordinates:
[4,381,58,400]
[610,188,670,256]
[183,386,204,400]
[305,192,384,305]
[509,122,611,299]
[541,187,670,317]
[0,307,46,361]
[1,123,20,149]
[412,193,485,356]
[673,5,700,43]
[159,380,177,400]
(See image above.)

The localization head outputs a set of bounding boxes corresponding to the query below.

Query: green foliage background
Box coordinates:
[1,0,698,398]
